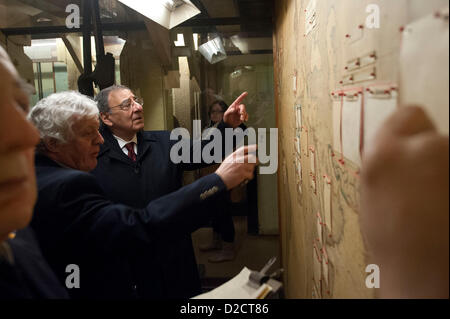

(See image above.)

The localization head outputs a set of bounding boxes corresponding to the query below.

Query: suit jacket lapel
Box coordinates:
[100,127,134,164]
[100,128,157,164]
[136,131,154,161]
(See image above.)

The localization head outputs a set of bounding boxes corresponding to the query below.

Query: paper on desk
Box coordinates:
[399,9,449,135]
[193,267,272,299]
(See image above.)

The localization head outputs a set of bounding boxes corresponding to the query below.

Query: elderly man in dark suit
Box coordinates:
[91,85,250,298]
[28,91,257,299]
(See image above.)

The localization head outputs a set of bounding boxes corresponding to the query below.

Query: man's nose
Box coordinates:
[95,131,104,145]
[132,101,143,112]
[4,106,40,152]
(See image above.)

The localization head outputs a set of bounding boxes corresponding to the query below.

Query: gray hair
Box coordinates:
[95,85,130,114]
[28,91,99,153]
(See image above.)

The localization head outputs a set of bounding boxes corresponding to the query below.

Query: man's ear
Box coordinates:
[100,112,113,127]
[45,138,61,153]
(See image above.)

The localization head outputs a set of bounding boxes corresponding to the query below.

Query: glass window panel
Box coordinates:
[40,62,54,98]
[54,62,68,92]
[115,60,121,85]
[30,63,40,107]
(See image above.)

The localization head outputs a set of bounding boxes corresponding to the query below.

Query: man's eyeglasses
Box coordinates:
[110,96,144,111]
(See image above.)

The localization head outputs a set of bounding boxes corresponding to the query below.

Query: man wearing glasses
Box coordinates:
[92,85,249,298]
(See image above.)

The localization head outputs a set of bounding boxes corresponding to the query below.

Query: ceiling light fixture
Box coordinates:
[117,0,200,29]
[36,17,52,23]
[230,35,249,54]
[198,37,227,64]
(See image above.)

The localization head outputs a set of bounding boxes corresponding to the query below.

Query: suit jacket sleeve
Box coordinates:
[54,171,226,255]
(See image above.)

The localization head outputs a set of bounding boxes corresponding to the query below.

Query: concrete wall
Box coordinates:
[0,32,34,89]
[120,31,168,131]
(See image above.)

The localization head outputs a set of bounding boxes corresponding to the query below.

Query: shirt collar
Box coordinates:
[0,242,14,265]
[113,134,138,150]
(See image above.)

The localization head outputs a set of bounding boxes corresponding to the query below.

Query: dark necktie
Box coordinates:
[125,142,137,162]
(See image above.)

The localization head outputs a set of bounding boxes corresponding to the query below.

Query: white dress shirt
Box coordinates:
[113,134,138,156]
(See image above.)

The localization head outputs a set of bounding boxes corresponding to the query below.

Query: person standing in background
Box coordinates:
[199,101,238,263]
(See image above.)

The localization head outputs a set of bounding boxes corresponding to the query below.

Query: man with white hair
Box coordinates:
[28,91,258,299]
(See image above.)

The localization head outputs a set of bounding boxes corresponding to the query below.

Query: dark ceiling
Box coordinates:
[0,0,274,38]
